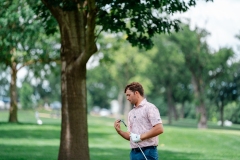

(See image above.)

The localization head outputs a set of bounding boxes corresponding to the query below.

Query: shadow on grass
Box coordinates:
[0,144,59,160]
[0,144,200,160]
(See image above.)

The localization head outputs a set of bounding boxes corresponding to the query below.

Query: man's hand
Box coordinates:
[114,120,131,141]
[114,120,121,133]
[130,133,142,143]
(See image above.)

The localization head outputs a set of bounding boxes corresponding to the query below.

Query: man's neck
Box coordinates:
[135,97,145,107]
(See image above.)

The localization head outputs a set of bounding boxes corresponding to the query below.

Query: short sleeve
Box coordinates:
[147,105,162,126]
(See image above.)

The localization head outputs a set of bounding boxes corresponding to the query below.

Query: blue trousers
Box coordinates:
[130,146,158,160]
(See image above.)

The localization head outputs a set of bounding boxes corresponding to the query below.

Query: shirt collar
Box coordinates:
[134,98,147,108]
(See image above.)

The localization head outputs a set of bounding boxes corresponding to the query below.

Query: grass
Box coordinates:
[0,110,240,160]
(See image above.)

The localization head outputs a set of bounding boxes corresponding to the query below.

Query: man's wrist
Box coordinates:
[130,133,142,143]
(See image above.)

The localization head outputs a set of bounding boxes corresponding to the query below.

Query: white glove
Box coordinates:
[130,133,142,143]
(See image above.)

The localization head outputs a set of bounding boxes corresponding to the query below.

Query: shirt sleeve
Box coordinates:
[147,105,162,126]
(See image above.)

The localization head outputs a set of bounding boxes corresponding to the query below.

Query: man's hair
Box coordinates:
[124,82,144,96]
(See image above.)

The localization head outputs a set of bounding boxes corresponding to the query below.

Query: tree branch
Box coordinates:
[80,0,97,65]
[17,58,61,72]
[40,0,63,23]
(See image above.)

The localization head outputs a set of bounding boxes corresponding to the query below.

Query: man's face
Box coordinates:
[125,89,137,105]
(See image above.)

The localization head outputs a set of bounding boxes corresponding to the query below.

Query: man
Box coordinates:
[114,82,164,160]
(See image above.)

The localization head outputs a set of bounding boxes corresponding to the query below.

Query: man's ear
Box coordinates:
[135,91,139,96]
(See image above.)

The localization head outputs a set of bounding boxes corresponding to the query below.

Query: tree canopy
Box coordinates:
[35,0,213,49]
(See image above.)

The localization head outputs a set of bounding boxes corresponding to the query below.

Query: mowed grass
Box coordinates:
[0,110,240,160]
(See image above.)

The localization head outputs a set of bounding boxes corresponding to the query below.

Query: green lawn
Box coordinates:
[0,110,240,160]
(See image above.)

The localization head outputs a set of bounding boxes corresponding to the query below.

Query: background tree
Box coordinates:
[87,63,116,110]
[208,48,239,126]
[0,0,42,122]
[97,34,153,120]
[147,34,192,124]
[34,0,212,159]
[23,61,61,107]
[172,65,193,119]
[19,82,34,109]
[169,24,213,128]
[0,0,60,122]
[225,65,240,124]
[0,65,9,98]
[170,24,237,128]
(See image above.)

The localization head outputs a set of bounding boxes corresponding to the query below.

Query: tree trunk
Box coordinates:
[191,76,207,128]
[166,86,173,124]
[40,1,97,159]
[9,62,18,122]
[180,102,184,119]
[197,100,207,128]
[220,101,224,127]
[59,63,89,160]
[172,104,178,121]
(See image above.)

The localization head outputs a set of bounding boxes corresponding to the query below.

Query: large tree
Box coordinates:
[35,0,212,159]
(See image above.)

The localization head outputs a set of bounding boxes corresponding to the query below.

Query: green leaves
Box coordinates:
[34,0,212,50]
[19,82,34,109]
[32,1,58,35]
[0,0,37,62]
[96,0,210,49]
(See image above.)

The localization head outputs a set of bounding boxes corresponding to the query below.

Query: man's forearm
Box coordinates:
[117,130,130,141]
[140,123,164,141]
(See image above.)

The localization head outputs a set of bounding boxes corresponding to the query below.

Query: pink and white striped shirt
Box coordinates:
[128,99,162,148]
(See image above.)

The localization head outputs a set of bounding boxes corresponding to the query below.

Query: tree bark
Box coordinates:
[59,63,89,160]
[41,1,97,159]
[9,62,18,122]
[220,101,224,127]
[180,102,184,119]
[191,76,207,128]
[197,99,207,128]
[166,86,173,124]
[172,104,178,121]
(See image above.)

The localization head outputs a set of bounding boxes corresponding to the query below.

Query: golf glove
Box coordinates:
[130,133,142,143]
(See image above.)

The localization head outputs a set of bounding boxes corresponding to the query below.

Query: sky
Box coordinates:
[175,0,240,52]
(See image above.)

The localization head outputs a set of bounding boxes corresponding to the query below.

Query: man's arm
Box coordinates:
[114,120,130,140]
[140,123,164,141]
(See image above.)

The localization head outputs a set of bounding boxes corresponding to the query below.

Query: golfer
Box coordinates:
[114,82,164,160]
